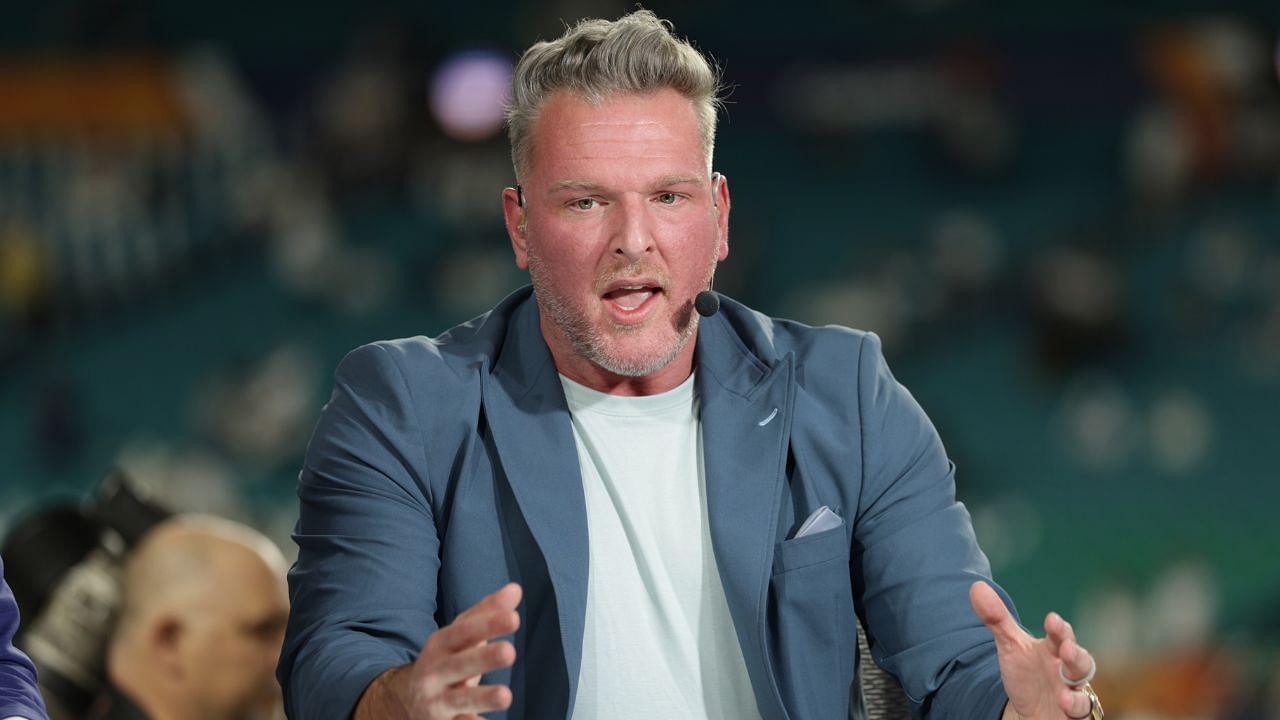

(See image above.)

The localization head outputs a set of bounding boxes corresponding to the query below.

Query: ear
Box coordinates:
[149,615,186,678]
[713,172,730,262]
[502,186,530,270]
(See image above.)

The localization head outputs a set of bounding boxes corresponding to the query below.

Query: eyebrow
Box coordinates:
[548,174,706,195]
[653,174,703,188]
[549,179,606,193]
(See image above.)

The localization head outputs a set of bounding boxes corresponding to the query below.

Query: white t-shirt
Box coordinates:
[560,372,762,720]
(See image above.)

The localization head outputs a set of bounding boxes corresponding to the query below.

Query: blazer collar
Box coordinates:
[489,286,553,399]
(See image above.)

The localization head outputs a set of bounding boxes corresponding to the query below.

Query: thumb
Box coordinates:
[970,581,1023,649]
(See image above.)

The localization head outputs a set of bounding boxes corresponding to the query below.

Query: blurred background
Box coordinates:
[0,0,1277,717]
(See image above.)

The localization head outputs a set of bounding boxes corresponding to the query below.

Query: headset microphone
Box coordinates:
[695,289,719,317]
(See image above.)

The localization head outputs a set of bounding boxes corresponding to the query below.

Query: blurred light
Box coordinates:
[798,276,911,350]
[1056,373,1136,470]
[1039,248,1122,325]
[429,50,513,142]
[434,247,519,318]
[1077,586,1141,667]
[1186,222,1257,302]
[1144,562,1217,652]
[930,210,1003,292]
[1125,105,1193,200]
[194,345,320,469]
[1148,390,1213,473]
[971,496,1042,572]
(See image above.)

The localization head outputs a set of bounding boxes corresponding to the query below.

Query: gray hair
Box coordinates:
[505,10,724,182]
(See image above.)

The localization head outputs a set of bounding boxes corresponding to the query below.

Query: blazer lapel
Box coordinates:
[697,312,796,720]
[480,297,590,717]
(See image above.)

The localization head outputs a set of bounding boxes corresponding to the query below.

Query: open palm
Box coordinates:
[970,582,1099,720]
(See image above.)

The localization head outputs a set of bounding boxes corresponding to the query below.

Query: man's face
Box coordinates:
[181,551,289,720]
[504,88,730,384]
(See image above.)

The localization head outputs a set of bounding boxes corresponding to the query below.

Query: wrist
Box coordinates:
[353,665,413,720]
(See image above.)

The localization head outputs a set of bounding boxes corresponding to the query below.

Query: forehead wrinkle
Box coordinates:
[557,138,683,165]
[576,119,666,129]
[563,123,680,147]
[563,135,677,150]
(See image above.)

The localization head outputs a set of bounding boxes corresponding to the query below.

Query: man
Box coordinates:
[1,558,46,720]
[279,11,1105,720]
[102,515,290,720]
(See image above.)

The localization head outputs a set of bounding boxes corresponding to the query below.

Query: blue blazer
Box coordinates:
[279,287,1018,720]
[1,558,47,720]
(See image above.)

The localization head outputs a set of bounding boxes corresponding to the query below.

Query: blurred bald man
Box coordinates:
[101,516,289,720]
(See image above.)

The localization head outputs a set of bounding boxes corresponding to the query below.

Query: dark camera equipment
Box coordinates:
[2,469,172,720]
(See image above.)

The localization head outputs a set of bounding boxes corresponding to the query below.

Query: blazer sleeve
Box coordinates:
[277,343,441,720]
[850,331,1019,720]
[0,559,47,720]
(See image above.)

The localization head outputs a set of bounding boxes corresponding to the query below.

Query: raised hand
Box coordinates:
[969,581,1102,720]
[355,583,523,720]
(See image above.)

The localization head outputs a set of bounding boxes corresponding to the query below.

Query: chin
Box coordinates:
[590,328,691,378]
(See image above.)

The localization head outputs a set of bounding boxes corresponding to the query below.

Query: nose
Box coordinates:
[609,194,653,262]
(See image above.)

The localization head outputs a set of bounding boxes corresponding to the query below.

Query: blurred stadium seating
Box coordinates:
[1,2,1277,717]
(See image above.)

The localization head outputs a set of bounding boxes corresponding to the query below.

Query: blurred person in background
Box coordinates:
[1,557,47,720]
[280,10,1104,720]
[99,516,288,720]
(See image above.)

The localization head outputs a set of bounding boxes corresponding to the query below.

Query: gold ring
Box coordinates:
[1065,683,1104,720]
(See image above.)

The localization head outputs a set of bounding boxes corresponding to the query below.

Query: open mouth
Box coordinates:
[602,285,661,311]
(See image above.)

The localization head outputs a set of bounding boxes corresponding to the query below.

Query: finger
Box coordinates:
[1058,638,1096,686]
[1043,611,1076,656]
[430,607,521,654]
[432,683,512,716]
[442,583,522,644]
[458,582,523,620]
[430,640,516,688]
[1059,686,1092,719]
[419,584,521,658]
[969,581,1025,649]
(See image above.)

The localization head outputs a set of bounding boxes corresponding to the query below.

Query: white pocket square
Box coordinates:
[794,505,843,538]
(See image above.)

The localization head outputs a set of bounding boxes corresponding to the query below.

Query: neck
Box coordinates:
[542,322,699,396]
[113,678,180,720]
[110,656,185,720]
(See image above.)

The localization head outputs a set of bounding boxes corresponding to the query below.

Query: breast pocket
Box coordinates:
[768,523,857,720]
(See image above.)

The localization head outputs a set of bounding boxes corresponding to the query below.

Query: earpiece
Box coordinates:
[515,184,527,234]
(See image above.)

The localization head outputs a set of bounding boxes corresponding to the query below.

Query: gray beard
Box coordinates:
[526,248,699,378]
